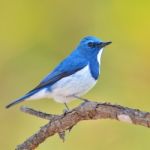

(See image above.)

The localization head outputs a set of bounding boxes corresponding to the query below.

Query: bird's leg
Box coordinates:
[64,103,69,110]
[73,95,89,102]
[63,103,70,115]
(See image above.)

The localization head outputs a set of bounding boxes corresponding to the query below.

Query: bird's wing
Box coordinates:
[28,55,88,93]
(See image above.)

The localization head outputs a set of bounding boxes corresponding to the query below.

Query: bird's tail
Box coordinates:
[5,91,36,109]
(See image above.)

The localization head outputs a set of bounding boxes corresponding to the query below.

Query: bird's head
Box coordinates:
[76,36,111,57]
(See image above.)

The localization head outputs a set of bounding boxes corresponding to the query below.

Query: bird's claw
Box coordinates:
[63,109,69,115]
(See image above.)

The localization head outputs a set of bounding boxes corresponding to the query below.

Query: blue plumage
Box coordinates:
[6,36,111,109]
[89,57,100,80]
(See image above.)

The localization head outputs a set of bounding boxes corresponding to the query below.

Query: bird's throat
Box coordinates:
[97,49,103,64]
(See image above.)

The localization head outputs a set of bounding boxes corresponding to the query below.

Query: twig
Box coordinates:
[16,101,150,150]
[20,106,59,120]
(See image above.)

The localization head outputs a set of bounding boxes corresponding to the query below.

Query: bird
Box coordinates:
[6,36,111,109]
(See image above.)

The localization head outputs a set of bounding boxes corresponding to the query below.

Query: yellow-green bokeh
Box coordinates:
[0,0,150,149]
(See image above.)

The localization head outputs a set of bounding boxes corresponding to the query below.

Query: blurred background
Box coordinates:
[0,0,150,149]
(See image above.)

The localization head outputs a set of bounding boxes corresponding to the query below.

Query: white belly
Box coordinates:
[49,65,97,103]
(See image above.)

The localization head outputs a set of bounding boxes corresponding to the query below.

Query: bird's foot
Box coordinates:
[63,109,69,115]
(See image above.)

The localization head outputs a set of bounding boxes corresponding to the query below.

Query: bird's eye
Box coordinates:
[88,42,95,48]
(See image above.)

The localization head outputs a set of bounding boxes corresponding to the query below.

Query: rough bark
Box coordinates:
[16,101,150,150]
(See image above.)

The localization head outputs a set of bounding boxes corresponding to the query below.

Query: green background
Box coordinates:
[0,0,150,149]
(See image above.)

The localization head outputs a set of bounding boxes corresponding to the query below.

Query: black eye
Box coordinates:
[88,42,95,48]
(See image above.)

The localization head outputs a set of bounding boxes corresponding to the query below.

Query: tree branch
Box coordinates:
[16,101,150,150]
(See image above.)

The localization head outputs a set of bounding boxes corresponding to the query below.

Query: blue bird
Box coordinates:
[6,36,111,109]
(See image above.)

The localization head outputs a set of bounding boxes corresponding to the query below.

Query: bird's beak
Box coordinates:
[99,41,112,48]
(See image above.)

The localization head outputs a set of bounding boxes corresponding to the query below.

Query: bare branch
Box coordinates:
[16,101,150,150]
[20,106,59,120]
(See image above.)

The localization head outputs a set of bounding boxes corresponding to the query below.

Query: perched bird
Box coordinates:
[6,36,111,109]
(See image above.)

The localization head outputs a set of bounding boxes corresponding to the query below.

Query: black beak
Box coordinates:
[99,41,112,48]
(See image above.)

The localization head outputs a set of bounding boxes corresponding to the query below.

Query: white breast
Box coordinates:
[49,65,97,103]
